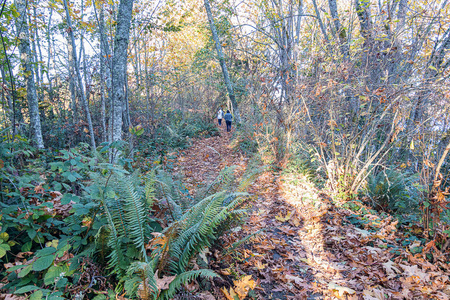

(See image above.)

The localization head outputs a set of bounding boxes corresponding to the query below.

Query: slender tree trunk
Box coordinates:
[66,35,78,124]
[46,6,54,103]
[328,0,349,60]
[0,66,14,128]
[63,0,96,150]
[99,4,107,143]
[203,0,240,123]
[34,5,44,88]
[312,0,329,43]
[30,9,46,125]
[14,0,44,149]
[111,0,135,142]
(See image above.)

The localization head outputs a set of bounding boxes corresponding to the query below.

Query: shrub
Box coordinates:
[364,168,424,213]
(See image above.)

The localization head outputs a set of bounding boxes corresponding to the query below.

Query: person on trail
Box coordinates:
[217,108,224,126]
[224,110,233,132]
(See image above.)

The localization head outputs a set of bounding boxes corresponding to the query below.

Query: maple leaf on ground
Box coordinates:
[275,211,293,222]
[327,282,356,298]
[221,287,239,300]
[234,275,257,300]
[382,260,400,279]
[362,288,386,300]
[253,260,267,270]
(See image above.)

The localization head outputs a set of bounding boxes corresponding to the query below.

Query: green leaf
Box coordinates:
[61,194,79,205]
[35,247,56,257]
[30,290,43,300]
[18,264,33,278]
[67,174,77,182]
[33,255,54,271]
[21,241,32,252]
[44,265,68,285]
[0,242,10,257]
[14,285,39,294]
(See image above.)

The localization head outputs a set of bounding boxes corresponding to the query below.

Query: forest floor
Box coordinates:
[173,124,450,300]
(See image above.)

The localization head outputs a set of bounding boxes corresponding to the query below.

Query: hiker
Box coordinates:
[217,108,224,126]
[224,110,233,132]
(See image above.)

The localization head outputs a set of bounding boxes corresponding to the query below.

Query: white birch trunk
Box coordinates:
[111,0,135,142]
[63,0,96,151]
[14,0,44,149]
[203,0,240,123]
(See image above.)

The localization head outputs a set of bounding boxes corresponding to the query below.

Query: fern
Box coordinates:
[159,269,218,300]
[122,179,147,259]
[167,191,249,273]
[92,170,155,276]
[124,260,159,299]
[203,166,237,197]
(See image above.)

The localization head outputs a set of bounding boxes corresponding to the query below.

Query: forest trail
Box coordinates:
[173,125,450,300]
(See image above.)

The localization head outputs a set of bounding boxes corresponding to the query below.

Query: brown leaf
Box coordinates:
[154,270,176,291]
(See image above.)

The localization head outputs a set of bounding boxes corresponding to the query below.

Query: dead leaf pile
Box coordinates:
[171,125,450,299]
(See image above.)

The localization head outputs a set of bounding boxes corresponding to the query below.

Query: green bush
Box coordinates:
[281,150,324,187]
[364,168,424,213]
[140,114,219,163]
[0,130,253,299]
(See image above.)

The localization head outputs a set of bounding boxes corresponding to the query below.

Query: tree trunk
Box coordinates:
[111,0,135,142]
[203,0,240,123]
[66,35,78,124]
[0,66,14,128]
[328,0,349,60]
[63,0,96,150]
[45,6,54,104]
[14,0,44,149]
[99,4,107,143]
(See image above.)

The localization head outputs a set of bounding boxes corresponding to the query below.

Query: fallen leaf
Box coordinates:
[221,287,238,300]
[234,275,257,299]
[275,211,293,222]
[328,282,356,297]
[154,270,176,290]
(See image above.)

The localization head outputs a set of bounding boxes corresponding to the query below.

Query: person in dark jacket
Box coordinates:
[224,110,233,132]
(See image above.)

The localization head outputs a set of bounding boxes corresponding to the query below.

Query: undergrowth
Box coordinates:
[0,126,253,299]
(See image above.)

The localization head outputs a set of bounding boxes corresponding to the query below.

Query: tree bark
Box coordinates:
[63,0,96,150]
[111,0,135,142]
[328,0,349,60]
[45,5,54,103]
[99,4,107,143]
[203,0,240,123]
[14,0,44,149]
[66,35,78,124]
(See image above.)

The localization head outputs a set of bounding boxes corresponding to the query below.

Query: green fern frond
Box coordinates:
[237,166,266,192]
[145,171,156,207]
[159,269,218,300]
[120,178,147,260]
[203,166,237,197]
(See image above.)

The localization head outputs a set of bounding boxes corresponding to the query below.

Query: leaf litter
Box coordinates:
[165,125,450,299]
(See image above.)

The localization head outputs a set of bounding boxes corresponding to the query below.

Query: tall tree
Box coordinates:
[14,0,44,148]
[63,0,96,150]
[111,0,135,142]
[203,0,240,123]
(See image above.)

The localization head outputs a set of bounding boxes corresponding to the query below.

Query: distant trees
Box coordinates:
[63,0,96,150]
[204,0,240,123]
[1,0,449,200]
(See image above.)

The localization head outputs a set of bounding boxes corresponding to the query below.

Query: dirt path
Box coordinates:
[173,124,450,300]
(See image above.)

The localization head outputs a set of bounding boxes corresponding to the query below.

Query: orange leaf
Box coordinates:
[221,287,238,300]
[233,275,257,300]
